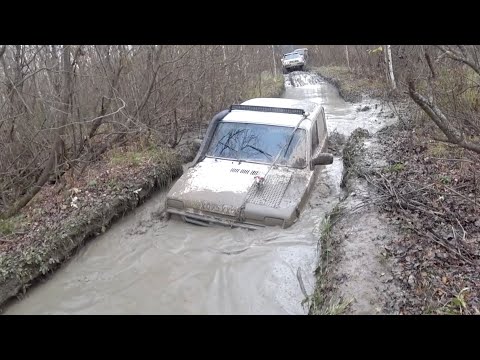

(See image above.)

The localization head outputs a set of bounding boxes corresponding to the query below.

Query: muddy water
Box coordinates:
[285,72,396,136]
[4,72,392,315]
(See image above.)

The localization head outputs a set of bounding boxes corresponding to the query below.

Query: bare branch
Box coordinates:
[408,79,480,154]
[424,51,436,79]
[437,45,480,77]
[43,98,126,131]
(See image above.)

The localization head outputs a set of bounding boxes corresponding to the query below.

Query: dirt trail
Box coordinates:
[3,71,399,315]
[317,134,404,314]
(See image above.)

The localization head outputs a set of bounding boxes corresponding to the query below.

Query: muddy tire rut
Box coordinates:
[310,115,405,314]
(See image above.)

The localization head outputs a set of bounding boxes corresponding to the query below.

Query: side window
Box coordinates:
[317,108,326,140]
[311,120,319,153]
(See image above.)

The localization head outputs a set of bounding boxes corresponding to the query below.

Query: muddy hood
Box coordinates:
[167,158,312,222]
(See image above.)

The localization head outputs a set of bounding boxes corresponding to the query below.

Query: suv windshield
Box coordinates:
[206,121,307,168]
[284,53,302,60]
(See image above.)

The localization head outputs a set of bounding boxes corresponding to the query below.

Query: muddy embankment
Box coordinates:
[311,67,387,103]
[0,78,285,311]
[310,128,405,314]
[313,66,480,315]
[309,67,411,314]
[0,150,183,309]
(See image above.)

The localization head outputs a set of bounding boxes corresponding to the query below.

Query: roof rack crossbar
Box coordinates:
[230,104,305,115]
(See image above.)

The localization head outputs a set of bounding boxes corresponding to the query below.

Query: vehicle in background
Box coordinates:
[281,52,306,73]
[293,48,309,63]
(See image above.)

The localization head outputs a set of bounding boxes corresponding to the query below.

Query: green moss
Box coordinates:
[0,215,25,236]
[308,203,351,315]
[427,142,450,157]
[439,175,451,184]
[435,288,471,315]
[385,162,406,173]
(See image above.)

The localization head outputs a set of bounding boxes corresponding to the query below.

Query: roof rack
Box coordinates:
[229,104,305,115]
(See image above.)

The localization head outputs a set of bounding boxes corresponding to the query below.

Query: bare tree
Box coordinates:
[406,46,480,154]
[437,45,480,77]
[0,45,281,217]
[1,45,74,218]
[272,45,277,77]
[385,45,396,90]
[345,45,350,71]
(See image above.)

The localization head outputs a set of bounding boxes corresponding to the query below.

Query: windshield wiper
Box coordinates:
[218,141,238,154]
[244,144,273,160]
[215,141,244,163]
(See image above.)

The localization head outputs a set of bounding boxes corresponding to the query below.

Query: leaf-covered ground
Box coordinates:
[0,144,182,307]
[314,66,480,315]
[373,123,480,314]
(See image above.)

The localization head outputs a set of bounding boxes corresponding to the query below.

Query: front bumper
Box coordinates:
[284,62,304,68]
[166,208,265,230]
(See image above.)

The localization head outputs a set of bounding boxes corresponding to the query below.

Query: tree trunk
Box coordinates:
[272,45,277,78]
[1,45,73,219]
[345,45,350,70]
[385,45,396,90]
[408,80,480,154]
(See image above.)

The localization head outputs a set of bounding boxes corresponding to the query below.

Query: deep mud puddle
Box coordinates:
[4,72,395,315]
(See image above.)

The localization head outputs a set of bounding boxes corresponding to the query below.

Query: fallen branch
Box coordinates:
[407,225,476,266]
[443,184,478,206]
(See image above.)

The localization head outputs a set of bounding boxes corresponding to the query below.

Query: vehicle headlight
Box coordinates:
[167,199,184,209]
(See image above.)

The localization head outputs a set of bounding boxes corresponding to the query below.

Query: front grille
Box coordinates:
[245,174,292,208]
[230,168,259,175]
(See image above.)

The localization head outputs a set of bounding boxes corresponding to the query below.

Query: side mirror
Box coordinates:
[193,138,203,147]
[311,152,333,166]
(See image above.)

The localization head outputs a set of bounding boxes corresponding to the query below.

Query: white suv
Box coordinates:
[293,48,308,62]
[165,98,333,229]
[281,52,306,73]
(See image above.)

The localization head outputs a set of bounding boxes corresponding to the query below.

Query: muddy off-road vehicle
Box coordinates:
[293,48,309,62]
[281,52,306,73]
[165,98,333,230]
